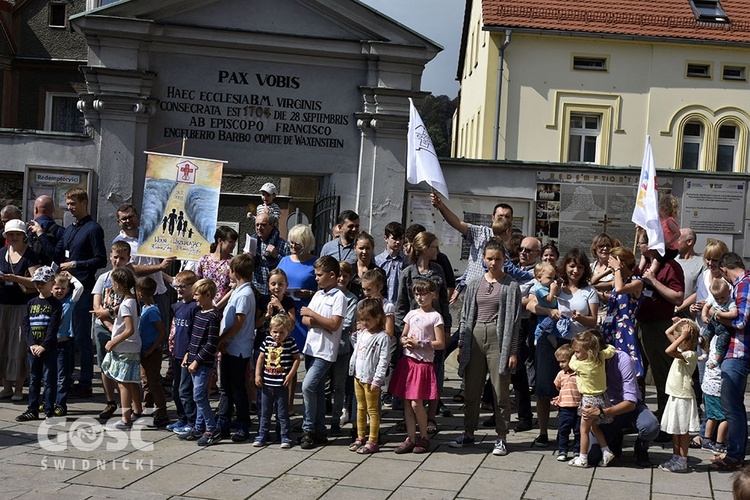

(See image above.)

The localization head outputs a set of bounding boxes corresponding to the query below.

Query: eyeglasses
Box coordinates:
[289,241,302,248]
[598,244,611,249]
[174,283,195,290]
[519,247,538,254]
[119,214,135,222]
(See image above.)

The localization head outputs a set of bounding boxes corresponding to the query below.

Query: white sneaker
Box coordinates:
[492,439,508,456]
[568,456,589,468]
[599,449,615,467]
[557,452,568,462]
[340,409,349,426]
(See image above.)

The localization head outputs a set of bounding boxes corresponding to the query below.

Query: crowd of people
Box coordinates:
[1,184,750,490]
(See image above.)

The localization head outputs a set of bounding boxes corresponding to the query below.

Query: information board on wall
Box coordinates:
[23,166,92,226]
[536,171,672,255]
[682,179,746,234]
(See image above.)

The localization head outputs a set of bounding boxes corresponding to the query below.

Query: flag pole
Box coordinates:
[181,137,187,156]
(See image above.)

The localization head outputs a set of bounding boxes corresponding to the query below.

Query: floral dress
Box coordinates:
[602,275,645,377]
[195,254,231,306]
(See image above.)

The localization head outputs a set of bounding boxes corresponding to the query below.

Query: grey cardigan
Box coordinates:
[348,330,392,387]
[457,274,521,377]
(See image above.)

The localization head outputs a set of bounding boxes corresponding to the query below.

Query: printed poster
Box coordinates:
[137,152,226,260]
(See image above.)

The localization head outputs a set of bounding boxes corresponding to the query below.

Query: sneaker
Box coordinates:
[340,409,350,426]
[557,451,568,462]
[232,427,249,442]
[11,394,23,402]
[300,432,316,450]
[166,420,187,431]
[99,402,118,419]
[660,459,688,473]
[173,424,193,434]
[599,449,615,467]
[659,458,676,470]
[196,430,222,446]
[568,456,589,468]
[492,438,508,456]
[280,438,293,449]
[414,436,431,454]
[183,429,205,441]
[395,437,416,454]
[131,412,142,422]
[15,410,39,422]
[381,393,393,408]
[253,436,271,447]
[149,415,170,428]
[533,434,549,447]
[107,420,132,430]
[450,434,475,448]
[53,405,67,417]
[514,419,533,432]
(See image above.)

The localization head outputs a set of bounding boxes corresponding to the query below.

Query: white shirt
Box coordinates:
[111,297,141,353]
[303,287,347,362]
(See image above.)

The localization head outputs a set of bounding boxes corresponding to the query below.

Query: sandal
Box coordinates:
[689,436,703,449]
[349,438,365,452]
[426,419,438,435]
[452,391,465,403]
[709,456,743,471]
[356,440,379,454]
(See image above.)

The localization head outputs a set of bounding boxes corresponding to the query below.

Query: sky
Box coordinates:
[359,0,464,98]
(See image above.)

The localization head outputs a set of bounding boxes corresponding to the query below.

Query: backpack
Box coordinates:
[28,221,61,265]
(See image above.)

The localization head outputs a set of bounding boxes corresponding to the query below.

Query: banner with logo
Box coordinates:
[137,152,226,260]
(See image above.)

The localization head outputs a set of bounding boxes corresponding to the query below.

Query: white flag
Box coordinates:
[631,136,665,255]
[407,98,449,199]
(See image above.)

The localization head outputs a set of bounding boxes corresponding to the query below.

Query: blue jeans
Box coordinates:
[72,294,94,389]
[557,406,581,454]
[720,358,749,462]
[173,359,196,425]
[55,340,74,409]
[590,400,660,463]
[259,384,290,440]
[191,364,215,433]
[28,349,57,415]
[302,355,331,434]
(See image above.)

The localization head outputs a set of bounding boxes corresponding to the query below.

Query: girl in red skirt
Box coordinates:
[391,279,446,454]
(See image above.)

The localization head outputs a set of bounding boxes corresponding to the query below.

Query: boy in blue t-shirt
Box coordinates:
[18,266,62,422]
[136,277,168,427]
[217,253,256,442]
[168,270,199,434]
[254,314,300,448]
[51,271,82,416]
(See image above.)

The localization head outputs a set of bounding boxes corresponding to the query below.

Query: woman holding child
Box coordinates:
[527,248,598,447]
[450,238,521,456]
[195,225,238,310]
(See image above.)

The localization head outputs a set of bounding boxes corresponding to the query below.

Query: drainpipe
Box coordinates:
[492,29,512,160]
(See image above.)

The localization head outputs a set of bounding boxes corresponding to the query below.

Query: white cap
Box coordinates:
[260,182,278,195]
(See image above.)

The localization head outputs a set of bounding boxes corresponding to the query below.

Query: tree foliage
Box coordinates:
[417,94,457,158]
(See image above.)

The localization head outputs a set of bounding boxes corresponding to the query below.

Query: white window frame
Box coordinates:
[680,121,704,170]
[567,114,601,163]
[717,123,739,172]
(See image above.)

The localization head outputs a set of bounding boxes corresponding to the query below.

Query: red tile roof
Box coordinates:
[482,0,750,44]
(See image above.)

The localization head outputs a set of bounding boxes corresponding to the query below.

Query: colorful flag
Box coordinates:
[631,136,665,255]
[407,98,449,199]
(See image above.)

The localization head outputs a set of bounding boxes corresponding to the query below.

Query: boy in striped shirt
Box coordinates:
[553,344,582,461]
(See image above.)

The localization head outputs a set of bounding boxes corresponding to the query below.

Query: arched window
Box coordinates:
[717,123,739,172]
[680,121,703,170]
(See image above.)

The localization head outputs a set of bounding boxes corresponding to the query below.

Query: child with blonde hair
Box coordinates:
[659,318,700,473]
[701,278,738,368]
[532,261,563,345]
[348,298,392,454]
[645,194,680,275]
[568,329,616,468]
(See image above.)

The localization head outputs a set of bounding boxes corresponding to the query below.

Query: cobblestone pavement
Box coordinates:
[0,358,742,499]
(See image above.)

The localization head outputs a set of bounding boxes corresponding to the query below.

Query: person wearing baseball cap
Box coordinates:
[257,183,281,224]
[0,218,41,401]
[16,265,62,421]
